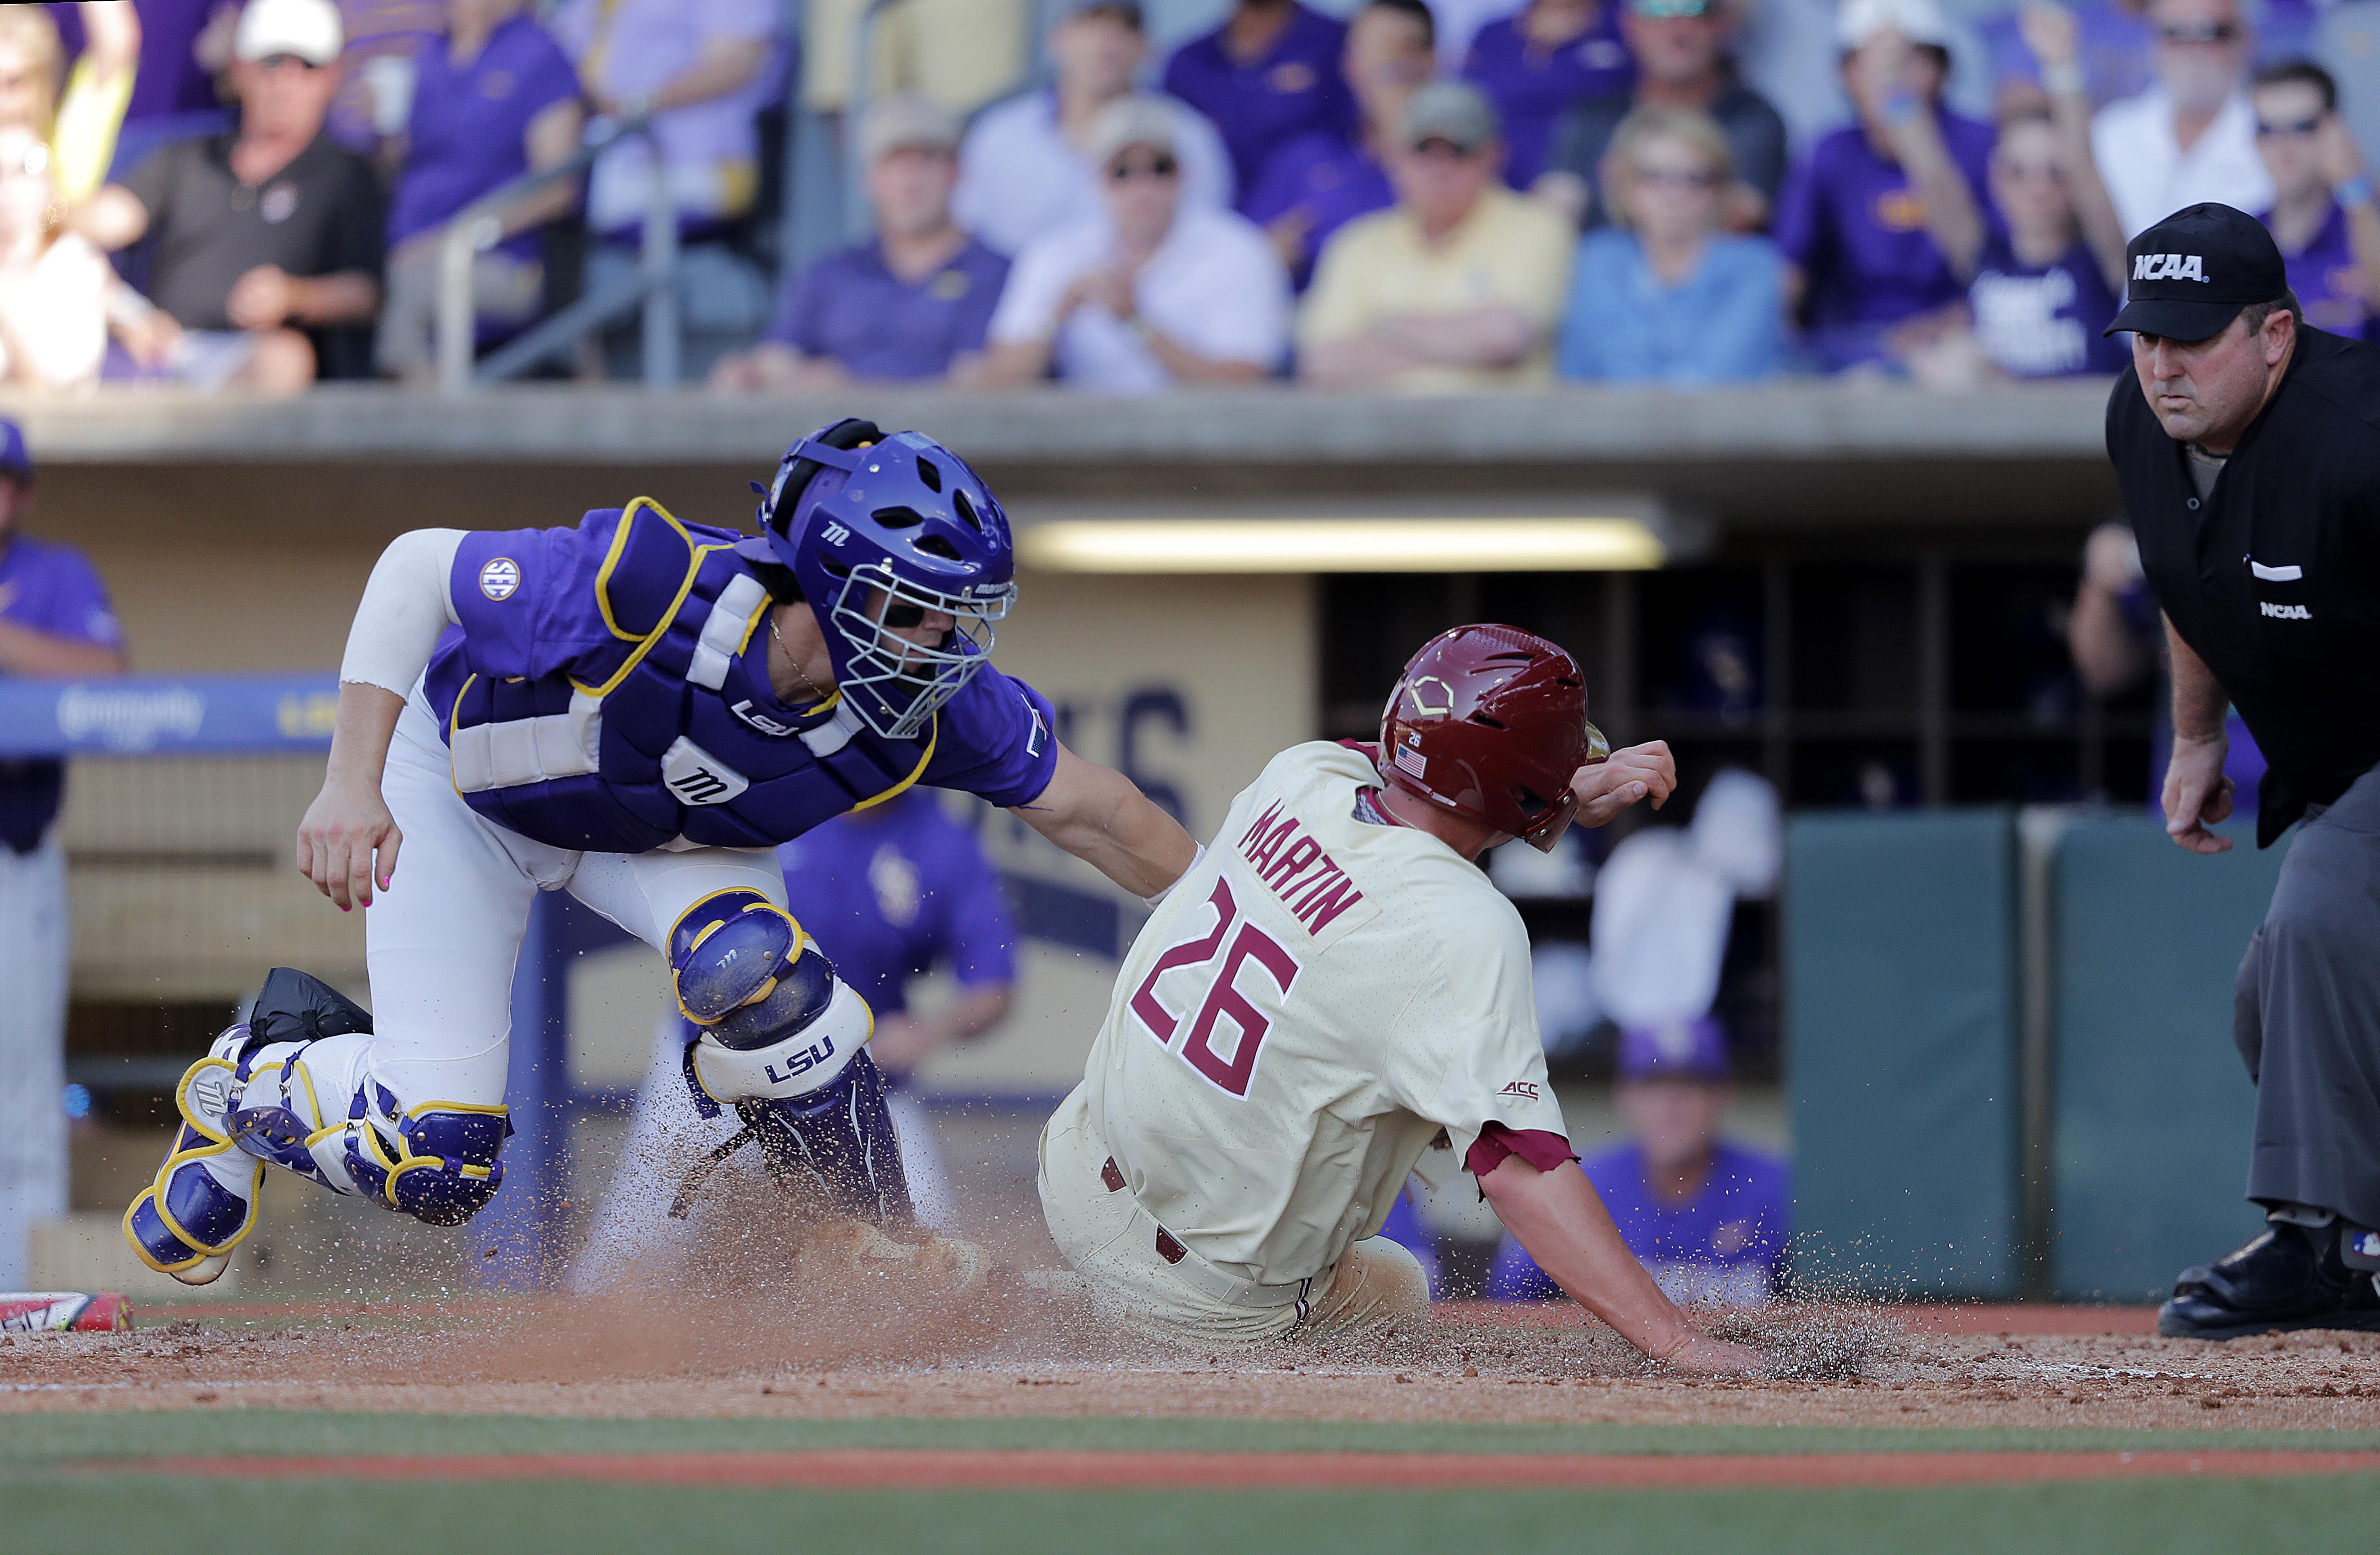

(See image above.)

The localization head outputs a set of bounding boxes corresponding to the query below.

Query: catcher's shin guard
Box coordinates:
[123,969,378,1284]
[670,890,912,1225]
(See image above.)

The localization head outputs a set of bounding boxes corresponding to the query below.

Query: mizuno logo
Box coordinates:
[2132,253,2209,282]
[2261,601,2312,620]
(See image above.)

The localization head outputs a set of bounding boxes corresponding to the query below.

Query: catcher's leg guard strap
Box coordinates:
[344,1084,512,1226]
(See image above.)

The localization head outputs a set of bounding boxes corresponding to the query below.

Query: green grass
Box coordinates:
[9,1410,2380,1463]
[7,1477,2380,1555]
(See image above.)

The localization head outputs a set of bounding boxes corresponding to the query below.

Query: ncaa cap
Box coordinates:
[1402,79,1501,153]
[235,0,345,66]
[2105,202,2287,341]
[0,419,30,482]
[1615,1017,1732,1083]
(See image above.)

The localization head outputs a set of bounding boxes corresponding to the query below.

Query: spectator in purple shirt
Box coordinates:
[2251,61,2380,342]
[374,0,583,383]
[1773,0,1995,373]
[1163,0,1354,214]
[710,97,1006,391]
[1244,0,1435,287]
[0,420,123,1292]
[1487,1018,1790,1308]
[1461,0,1636,189]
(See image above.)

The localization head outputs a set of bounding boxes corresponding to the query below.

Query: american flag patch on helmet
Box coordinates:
[1393,743,1426,778]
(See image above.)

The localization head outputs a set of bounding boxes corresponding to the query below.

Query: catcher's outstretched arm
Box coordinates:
[1011,741,1200,902]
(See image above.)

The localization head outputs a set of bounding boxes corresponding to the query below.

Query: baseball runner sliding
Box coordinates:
[1040,626,1769,1373]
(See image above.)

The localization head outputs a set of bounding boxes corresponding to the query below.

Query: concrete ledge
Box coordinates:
[0,379,2118,466]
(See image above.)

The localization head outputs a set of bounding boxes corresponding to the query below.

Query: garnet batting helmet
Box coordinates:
[1378,625,1608,853]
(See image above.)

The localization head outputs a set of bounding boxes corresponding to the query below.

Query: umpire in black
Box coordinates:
[2104,202,2380,1340]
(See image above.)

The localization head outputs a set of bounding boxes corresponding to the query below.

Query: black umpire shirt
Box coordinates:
[2106,326,2380,846]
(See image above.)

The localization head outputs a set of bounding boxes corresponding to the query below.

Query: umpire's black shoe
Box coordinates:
[2158,1221,2380,1340]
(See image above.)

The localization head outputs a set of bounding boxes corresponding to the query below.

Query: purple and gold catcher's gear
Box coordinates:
[743,417,1018,741]
[427,475,1054,856]
[125,970,514,1283]
[667,888,914,1226]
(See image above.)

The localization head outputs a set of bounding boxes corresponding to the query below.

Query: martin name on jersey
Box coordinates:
[1081,740,1569,1291]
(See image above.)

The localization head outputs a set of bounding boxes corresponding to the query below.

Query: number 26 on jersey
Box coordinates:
[1128,880,1302,1099]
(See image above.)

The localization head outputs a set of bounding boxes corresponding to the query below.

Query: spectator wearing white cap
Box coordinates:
[711,97,1008,391]
[1297,79,1578,389]
[1769,0,1995,373]
[954,1,1234,259]
[75,0,383,392]
[979,93,1288,393]
[2090,0,2273,236]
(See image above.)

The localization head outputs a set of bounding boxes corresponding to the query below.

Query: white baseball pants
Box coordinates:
[1038,1086,1430,1349]
[0,832,68,1288]
[286,693,789,1166]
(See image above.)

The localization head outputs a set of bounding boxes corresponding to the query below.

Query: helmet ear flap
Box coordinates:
[770,418,887,537]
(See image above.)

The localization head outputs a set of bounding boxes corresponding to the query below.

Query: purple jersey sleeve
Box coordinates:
[920,661,1059,809]
[447,513,629,684]
[2,539,123,648]
[934,814,1019,989]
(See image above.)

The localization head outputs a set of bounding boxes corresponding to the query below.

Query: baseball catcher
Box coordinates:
[124,418,1198,1285]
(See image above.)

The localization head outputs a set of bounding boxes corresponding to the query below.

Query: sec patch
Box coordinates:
[480,558,522,601]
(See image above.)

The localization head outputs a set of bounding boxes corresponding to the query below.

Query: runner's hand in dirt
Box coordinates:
[1656,1332,1772,1376]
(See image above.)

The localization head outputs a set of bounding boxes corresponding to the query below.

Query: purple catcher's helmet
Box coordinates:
[739,418,1017,740]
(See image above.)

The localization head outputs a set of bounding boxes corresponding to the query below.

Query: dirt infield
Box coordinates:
[8,1290,2380,1436]
[100,1446,2380,1490]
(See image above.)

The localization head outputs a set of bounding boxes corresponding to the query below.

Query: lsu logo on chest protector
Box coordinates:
[2133,253,2210,282]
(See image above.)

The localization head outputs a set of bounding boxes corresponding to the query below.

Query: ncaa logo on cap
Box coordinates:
[479,557,521,601]
[2106,202,2287,341]
[2132,252,2210,282]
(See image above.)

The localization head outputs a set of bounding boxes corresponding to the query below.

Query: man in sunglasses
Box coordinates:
[2090,0,2273,236]
[2249,59,2380,340]
[1297,80,1576,389]
[2101,202,2380,1339]
[981,94,1289,390]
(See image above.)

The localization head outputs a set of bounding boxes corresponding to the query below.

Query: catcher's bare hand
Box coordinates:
[1573,740,1676,826]
[295,775,402,911]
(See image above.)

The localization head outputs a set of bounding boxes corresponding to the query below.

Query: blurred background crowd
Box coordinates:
[0,0,2370,396]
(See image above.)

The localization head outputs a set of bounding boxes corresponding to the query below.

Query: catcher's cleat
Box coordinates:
[2157,1219,2380,1340]
[123,1032,269,1286]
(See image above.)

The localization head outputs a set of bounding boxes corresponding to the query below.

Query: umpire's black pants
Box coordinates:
[2234,762,2380,1228]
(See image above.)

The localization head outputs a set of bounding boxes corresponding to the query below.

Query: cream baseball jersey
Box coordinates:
[1081,741,1568,1288]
